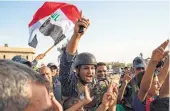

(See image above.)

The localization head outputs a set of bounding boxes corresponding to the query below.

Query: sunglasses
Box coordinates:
[136,67,145,70]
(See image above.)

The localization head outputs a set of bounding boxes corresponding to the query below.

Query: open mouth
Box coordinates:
[86,75,93,81]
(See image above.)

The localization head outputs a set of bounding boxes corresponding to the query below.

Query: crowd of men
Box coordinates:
[0,13,169,111]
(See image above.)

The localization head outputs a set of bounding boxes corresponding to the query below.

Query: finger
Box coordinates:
[80,10,82,18]
[91,96,94,100]
[104,80,109,87]
[113,86,118,94]
[84,85,89,95]
[77,22,89,28]
[80,18,90,24]
[124,76,131,81]
[126,77,132,81]
[159,39,169,49]
[112,93,117,101]
[158,47,164,53]
[81,20,90,27]
[162,51,169,59]
[112,92,117,99]
[156,48,164,56]
[107,93,113,100]
[160,55,169,74]
[163,55,169,62]
[110,94,114,100]
[79,19,90,26]
[107,83,113,93]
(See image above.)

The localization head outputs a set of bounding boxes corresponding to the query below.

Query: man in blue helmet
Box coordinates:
[12,53,45,68]
[119,57,146,111]
[12,56,32,67]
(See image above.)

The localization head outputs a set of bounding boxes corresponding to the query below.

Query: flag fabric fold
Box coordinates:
[28,2,80,48]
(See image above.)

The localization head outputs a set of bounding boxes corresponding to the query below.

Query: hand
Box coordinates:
[49,92,63,111]
[151,40,169,63]
[73,11,90,37]
[35,53,45,61]
[101,82,118,109]
[123,73,132,84]
[83,85,93,104]
[164,55,169,71]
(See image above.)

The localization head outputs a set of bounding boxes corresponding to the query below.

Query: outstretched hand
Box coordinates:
[101,82,118,109]
[151,39,169,63]
[35,53,45,61]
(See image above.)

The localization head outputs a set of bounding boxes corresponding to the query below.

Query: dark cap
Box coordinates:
[47,63,57,69]
[133,57,146,68]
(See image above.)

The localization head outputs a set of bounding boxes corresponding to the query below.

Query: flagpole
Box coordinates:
[43,34,65,55]
[44,44,55,55]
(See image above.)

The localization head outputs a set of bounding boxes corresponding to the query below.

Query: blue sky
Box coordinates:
[0,1,169,65]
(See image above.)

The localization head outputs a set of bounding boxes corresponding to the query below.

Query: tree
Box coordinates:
[111,62,125,68]
[126,63,132,67]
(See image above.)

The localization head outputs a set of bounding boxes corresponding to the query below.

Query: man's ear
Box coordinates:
[132,68,135,73]
[76,67,79,73]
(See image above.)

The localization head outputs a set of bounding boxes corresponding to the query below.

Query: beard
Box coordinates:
[78,73,92,85]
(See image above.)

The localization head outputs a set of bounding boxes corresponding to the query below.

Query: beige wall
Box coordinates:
[0,46,35,61]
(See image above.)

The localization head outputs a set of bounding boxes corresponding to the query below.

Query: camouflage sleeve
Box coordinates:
[31,59,38,68]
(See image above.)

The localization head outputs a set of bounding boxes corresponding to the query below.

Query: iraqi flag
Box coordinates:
[28,2,80,48]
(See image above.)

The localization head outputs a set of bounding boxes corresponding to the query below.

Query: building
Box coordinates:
[0,44,35,61]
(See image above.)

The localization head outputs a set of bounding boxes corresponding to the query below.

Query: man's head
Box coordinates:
[148,75,161,97]
[0,60,52,111]
[96,62,107,80]
[136,72,160,97]
[39,66,52,83]
[74,52,97,84]
[133,57,146,76]
[150,97,169,111]
[12,55,32,67]
[124,67,130,73]
[63,97,84,111]
[47,63,59,77]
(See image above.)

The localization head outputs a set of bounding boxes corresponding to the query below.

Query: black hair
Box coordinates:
[150,97,169,111]
[63,97,80,110]
[97,62,106,67]
[136,71,157,88]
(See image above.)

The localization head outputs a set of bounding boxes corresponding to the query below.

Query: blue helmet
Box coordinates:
[12,56,23,63]
[12,56,32,67]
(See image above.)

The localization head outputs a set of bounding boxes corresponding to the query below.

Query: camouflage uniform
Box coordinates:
[92,80,108,106]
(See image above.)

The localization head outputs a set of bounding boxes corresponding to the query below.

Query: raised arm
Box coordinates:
[157,55,169,86]
[118,73,132,103]
[59,11,90,78]
[159,71,169,98]
[138,40,169,102]
[66,11,90,55]
[31,53,45,67]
